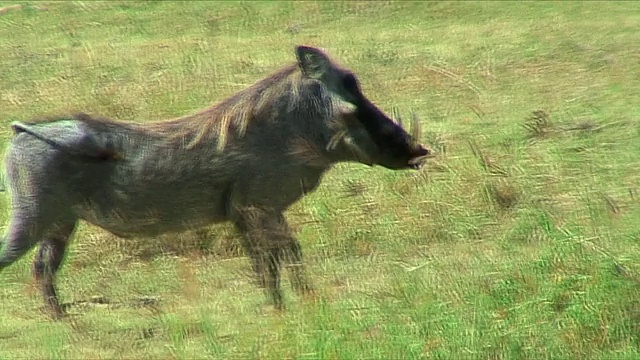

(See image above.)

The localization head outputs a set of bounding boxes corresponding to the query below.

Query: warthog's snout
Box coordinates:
[408,145,431,170]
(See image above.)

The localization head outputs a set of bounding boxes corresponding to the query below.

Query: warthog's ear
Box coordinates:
[296,45,331,79]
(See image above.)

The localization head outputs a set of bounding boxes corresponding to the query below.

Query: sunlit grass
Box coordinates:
[1,1,639,359]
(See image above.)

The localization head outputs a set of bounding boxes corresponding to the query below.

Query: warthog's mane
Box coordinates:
[23,63,335,152]
[148,64,308,150]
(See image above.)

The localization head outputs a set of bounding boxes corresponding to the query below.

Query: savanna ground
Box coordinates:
[1,1,639,359]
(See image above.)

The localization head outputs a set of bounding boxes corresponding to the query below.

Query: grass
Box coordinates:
[1,1,640,358]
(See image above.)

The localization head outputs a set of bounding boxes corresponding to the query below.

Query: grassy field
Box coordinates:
[1,1,640,359]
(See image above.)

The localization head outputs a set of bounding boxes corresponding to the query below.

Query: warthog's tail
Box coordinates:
[10,121,123,162]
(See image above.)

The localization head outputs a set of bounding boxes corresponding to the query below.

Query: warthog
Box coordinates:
[0,45,430,318]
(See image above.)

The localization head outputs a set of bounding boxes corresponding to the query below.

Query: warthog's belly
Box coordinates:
[76,208,228,238]
[72,193,229,238]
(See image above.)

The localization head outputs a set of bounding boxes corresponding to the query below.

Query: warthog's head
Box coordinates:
[296,45,430,170]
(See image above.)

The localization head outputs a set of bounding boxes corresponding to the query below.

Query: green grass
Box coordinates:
[1,1,640,358]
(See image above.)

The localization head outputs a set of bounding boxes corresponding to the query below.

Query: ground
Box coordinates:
[0,1,639,359]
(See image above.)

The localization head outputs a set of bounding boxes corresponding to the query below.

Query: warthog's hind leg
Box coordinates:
[0,202,77,320]
[32,223,76,319]
[0,232,38,272]
[0,216,49,273]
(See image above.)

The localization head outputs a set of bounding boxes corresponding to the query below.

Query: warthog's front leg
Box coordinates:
[234,208,313,309]
[234,207,283,308]
[278,223,315,297]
